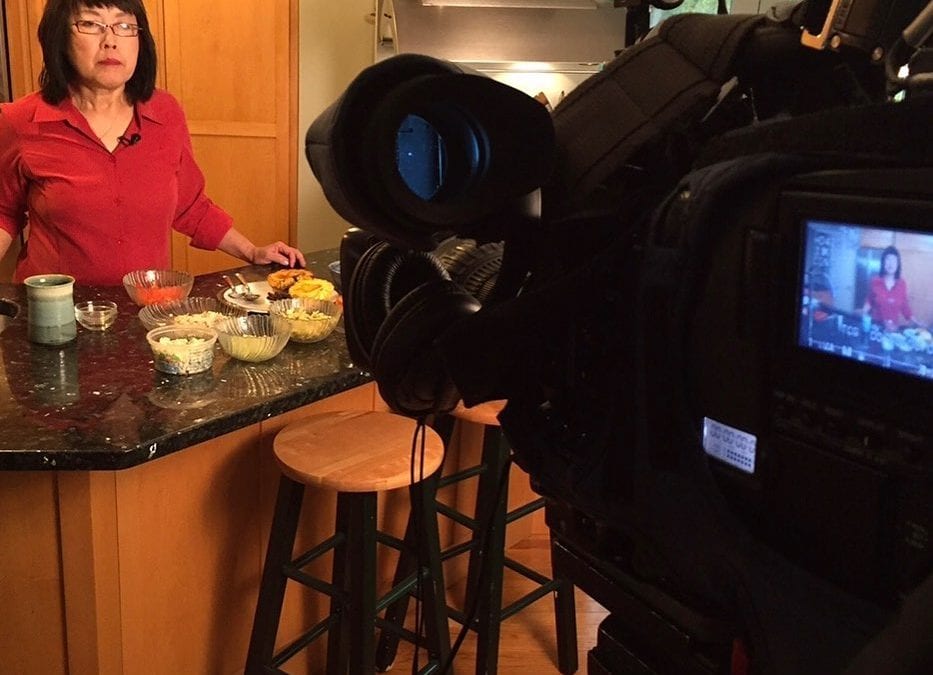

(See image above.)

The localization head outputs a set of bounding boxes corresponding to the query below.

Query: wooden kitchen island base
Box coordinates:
[0,384,543,674]
[1,386,379,675]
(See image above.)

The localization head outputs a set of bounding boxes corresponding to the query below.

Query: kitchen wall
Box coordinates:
[296,0,376,254]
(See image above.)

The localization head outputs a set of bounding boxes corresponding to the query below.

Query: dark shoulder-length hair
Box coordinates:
[880,245,902,279]
[37,0,157,104]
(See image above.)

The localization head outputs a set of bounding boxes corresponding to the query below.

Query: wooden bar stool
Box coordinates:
[246,410,453,675]
[376,401,579,674]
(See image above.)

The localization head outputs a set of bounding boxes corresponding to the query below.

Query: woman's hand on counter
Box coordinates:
[251,241,306,268]
[217,228,307,269]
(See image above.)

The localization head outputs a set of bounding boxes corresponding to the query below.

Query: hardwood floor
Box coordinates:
[386,534,609,674]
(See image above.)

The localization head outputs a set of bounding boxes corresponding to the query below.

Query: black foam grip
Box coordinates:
[371,280,481,417]
[345,242,399,370]
[345,243,451,371]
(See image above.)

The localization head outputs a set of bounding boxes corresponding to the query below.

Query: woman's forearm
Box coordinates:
[215,227,258,264]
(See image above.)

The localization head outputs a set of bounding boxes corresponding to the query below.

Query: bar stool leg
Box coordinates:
[327,493,353,674]
[342,492,378,675]
[375,417,455,672]
[552,543,579,675]
[374,510,417,671]
[246,476,306,674]
[410,469,454,670]
[471,430,510,675]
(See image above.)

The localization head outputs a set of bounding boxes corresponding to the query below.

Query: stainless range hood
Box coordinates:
[380,0,628,73]
[421,0,612,7]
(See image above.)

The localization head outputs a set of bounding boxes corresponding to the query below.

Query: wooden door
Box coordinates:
[161,0,297,276]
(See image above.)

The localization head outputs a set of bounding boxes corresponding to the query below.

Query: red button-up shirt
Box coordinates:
[0,90,232,285]
[867,275,914,326]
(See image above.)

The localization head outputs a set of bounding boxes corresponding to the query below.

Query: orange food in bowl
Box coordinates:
[135,285,188,306]
[288,278,336,301]
[267,268,314,292]
[123,269,194,306]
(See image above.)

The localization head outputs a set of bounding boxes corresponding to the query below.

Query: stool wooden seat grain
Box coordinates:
[376,402,578,674]
[246,410,453,674]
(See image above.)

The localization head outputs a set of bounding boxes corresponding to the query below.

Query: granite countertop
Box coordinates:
[0,249,371,471]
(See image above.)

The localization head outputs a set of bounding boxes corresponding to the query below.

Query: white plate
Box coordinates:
[220,280,274,313]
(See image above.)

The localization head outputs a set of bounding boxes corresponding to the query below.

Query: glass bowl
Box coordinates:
[74,300,118,331]
[123,269,194,306]
[269,297,342,344]
[213,314,292,363]
[138,296,247,331]
[328,260,342,293]
[146,325,217,375]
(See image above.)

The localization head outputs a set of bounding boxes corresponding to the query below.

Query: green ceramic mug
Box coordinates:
[24,274,77,345]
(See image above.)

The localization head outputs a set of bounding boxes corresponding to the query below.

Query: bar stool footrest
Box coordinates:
[440,538,477,562]
[500,580,563,622]
[504,554,553,587]
[283,566,345,600]
[438,464,487,489]
[271,614,340,669]
[374,615,432,650]
[505,496,546,525]
[375,530,406,551]
[377,568,429,612]
[435,500,479,530]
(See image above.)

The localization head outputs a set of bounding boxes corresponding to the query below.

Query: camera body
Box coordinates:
[685,164,933,608]
[308,3,933,668]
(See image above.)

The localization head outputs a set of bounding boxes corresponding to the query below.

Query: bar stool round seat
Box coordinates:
[246,410,452,675]
[274,410,444,492]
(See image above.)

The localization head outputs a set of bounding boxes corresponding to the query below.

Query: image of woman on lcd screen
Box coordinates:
[861,246,920,331]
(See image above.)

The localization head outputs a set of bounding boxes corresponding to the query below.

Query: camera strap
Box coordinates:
[547,11,769,211]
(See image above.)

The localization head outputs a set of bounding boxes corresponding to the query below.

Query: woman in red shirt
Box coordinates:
[0,0,305,285]
[861,245,919,331]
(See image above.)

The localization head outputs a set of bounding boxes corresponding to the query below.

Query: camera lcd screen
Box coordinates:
[797,220,933,381]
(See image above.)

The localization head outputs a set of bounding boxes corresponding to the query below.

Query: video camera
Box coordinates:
[306,0,933,671]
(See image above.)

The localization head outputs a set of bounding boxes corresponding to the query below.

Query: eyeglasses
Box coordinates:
[73,20,142,37]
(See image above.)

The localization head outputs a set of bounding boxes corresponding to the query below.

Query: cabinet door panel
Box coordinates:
[177,134,279,274]
[5,0,47,97]
[163,2,277,124]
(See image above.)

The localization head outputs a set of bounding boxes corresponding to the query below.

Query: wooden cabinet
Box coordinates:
[0,383,542,673]
[0,384,377,675]
[4,0,48,98]
[1,0,297,278]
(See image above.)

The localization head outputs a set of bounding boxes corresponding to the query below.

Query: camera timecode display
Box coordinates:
[798,220,933,381]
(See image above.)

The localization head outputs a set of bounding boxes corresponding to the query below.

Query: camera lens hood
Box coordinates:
[306,54,555,251]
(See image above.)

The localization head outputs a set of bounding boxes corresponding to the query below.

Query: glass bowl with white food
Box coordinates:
[138,296,247,331]
[146,325,218,375]
[212,314,292,363]
[268,297,342,344]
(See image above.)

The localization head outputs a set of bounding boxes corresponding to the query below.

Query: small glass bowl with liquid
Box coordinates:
[74,300,118,331]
